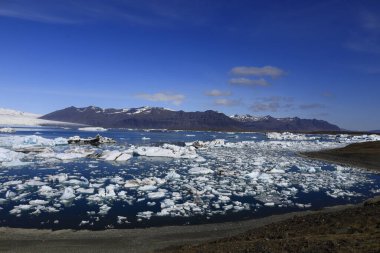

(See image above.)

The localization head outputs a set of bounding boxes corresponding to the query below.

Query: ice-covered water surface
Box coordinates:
[0,128,379,229]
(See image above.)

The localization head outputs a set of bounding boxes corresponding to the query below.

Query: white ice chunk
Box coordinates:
[246,171,260,179]
[117,216,129,224]
[101,150,123,161]
[136,211,153,220]
[269,168,285,174]
[98,204,111,216]
[0,128,16,133]
[0,135,68,149]
[0,147,26,167]
[3,180,23,186]
[116,153,132,161]
[29,199,49,206]
[48,173,68,183]
[78,127,108,132]
[134,144,198,159]
[60,187,75,200]
[138,185,157,192]
[5,190,16,199]
[165,170,181,180]
[124,179,140,188]
[76,188,95,194]
[100,150,132,161]
[147,191,166,199]
[79,220,90,226]
[188,166,213,175]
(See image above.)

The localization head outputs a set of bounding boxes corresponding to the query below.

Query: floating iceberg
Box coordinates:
[0,147,26,167]
[190,139,225,149]
[0,127,16,133]
[60,187,75,201]
[0,135,68,149]
[100,150,132,161]
[266,132,319,141]
[68,134,116,145]
[78,127,108,132]
[188,166,214,175]
[134,144,198,159]
[147,191,166,200]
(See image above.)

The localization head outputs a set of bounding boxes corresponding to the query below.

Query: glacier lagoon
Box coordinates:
[0,127,379,230]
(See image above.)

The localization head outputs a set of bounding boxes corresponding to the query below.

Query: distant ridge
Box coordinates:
[41,106,341,132]
[41,106,241,131]
[231,114,341,132]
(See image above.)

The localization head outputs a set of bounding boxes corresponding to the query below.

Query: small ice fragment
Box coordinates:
[60,187,75,200]
[147,191,166,200]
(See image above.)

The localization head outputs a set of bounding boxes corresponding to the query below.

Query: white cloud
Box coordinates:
[345,11,380,54]
[299,103,325,110]
[0,1,83,24]
[229,78,270,87]
[205,89,231,97]
[231,66,286,78]
[214,98,240,106]
[250,97,294,112]
[321,92,335,98]
[135,92,185,105]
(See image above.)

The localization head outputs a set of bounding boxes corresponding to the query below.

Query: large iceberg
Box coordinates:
[0,135,68,149]
[78,127,108,132]
[68,135,116,145]
[0,147,26,167]
[0,127,16,133]
[133,144,198,159]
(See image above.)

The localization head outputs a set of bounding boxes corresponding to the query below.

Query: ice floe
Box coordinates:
[0,147,26,167]
[78,127,108,132]
[100,150,132,161]
[133,144,198,159]
[60,187,76,201]
[0,135,67,149]
[188,166,214,175]
[0,127,16,133]
[68,135,116,145]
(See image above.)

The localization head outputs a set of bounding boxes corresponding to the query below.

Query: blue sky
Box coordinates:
[0,0,379,130]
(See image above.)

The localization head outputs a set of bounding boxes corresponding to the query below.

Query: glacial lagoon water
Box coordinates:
[0,127,379,230]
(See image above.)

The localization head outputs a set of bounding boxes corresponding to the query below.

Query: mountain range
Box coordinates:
[40,106,341,132]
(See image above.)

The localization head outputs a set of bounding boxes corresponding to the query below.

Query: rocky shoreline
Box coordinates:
[0,196,378,253]
[163,196,380,253]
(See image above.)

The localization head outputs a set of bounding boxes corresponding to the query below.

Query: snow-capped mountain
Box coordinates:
[41,106,341,131]
[231,114,297,122]
[230,114,340,132]
[41,106,241,131]
[230,114,273,122]
[74,106,173,115]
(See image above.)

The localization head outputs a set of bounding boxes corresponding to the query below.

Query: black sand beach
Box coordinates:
[302,141,380,172]
[163,197,380,253]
